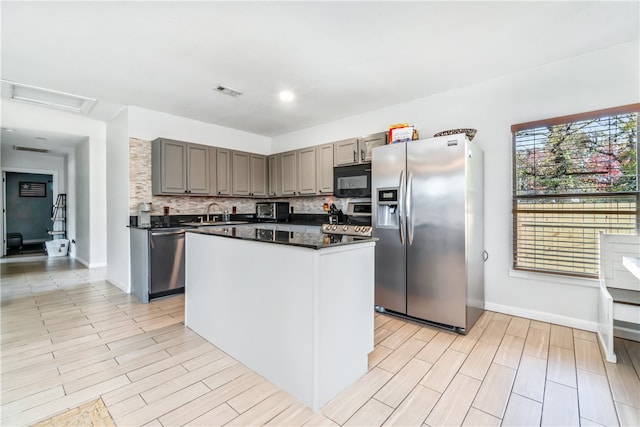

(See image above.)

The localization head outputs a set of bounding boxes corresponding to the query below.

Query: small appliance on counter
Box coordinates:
[138,202,152,227]
[256,202,290,222]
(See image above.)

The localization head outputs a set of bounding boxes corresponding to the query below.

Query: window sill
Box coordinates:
[508,269,599,289]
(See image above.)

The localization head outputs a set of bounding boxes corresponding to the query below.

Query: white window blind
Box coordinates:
[512,105,639,277]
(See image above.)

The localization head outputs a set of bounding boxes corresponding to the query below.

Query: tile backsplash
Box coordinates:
[129,138,354,217]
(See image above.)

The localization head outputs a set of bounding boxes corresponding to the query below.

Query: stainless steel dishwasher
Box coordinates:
[149,228,186,299]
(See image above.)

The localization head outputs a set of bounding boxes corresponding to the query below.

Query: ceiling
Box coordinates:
[1,1,638,145]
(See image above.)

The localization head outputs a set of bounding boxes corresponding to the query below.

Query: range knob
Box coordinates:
[331,225,338,231]
[343,225,349,231]
[362,226,371,234]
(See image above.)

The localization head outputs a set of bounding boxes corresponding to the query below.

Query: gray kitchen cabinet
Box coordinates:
[281,151,298,196]
[316,143,334,194]
[333,137,360,166]
[297,147,317,195]
[187,144,210,194]
[250,154,268,197]
[152,138,210,195]
[232,151,251,196]
[333,132,387,165]
[360,131,388,163]
[268,154,280,197]
[216,148,232,196]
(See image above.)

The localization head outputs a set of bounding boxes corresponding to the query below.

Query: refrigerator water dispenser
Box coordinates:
[376,187,399,228]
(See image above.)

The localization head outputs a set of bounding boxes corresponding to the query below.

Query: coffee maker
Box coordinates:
[138,202,151,227]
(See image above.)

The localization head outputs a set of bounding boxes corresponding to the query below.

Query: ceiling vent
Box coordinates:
[13,145,50,153]
[213,85,243,97]
[2,80,96,114]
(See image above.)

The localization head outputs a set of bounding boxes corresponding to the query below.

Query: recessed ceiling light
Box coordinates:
[213,85,243,97]
[35,136,48,141]
[2,80,96,114]
[2,128,16,132]
[279,90,295,102]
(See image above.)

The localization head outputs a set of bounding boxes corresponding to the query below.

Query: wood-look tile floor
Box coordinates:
[1,257,639,426]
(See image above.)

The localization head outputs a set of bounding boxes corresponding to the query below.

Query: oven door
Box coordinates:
[333,164,372,198]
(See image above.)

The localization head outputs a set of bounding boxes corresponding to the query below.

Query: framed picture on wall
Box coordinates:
[19,182,46,197]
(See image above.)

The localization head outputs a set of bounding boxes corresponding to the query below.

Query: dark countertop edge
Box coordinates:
[186,228,377,250]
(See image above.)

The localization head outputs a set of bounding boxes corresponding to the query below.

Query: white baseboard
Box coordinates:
[70,253,106,269]
[106,275,129,293]
[485,302,598,332]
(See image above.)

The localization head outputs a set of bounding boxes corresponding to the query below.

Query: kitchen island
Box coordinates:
[184,225,376,411]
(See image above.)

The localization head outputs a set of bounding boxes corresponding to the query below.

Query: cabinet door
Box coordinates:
[316,143,334,195]
[281,151,297,196]
[250,154,267,197]
[360,131,388,163]
[232,151,251,196]
[158,139,188,194]
[268,155,280,197]
[216,148,232,196]
[333,138,359,166]
[297,147,317,195]
[187,144,210,194]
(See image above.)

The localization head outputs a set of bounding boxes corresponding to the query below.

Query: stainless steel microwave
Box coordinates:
[333,164,372,198]
[256,202,290,221]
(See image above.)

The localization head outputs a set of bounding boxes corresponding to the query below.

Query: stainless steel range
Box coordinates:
[322,201,372,237]
[321,223,372,237]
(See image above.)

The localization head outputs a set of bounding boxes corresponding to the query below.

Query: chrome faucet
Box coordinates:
[207,202,221,222]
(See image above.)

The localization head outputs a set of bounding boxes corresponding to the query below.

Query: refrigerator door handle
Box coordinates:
[407,171,414,245]
[398,170,405,244]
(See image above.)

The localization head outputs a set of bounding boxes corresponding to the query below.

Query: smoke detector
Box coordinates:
[213,85,243,97]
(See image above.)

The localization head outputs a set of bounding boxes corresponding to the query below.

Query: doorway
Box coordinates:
[3,172,53,256]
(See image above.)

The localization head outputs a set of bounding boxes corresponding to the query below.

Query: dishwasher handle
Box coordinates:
[150,230,186,237]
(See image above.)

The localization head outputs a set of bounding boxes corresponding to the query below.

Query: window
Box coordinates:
[512,104,639,278]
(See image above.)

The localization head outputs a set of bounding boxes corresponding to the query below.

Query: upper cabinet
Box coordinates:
[249,154,268,197]
[333,138,360,166]
[215,148,232,196]
[152,138,210,195]
[360,132,388,163]
[280,151,298,196]
[268,155,280,197]
[316,143,334,194]
[333,131,388,166]
[297,147,317,195]
[231,151,267,197]
[151,130,384,198]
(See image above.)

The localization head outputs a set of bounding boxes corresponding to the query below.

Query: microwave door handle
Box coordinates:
[398,170,405,245]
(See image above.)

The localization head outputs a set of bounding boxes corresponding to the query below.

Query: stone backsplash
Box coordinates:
[129,138,356,217]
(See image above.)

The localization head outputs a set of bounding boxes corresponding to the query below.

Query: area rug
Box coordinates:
[31,398,116,427]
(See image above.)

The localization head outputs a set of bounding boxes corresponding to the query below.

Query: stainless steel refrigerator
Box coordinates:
[372,134,484,333]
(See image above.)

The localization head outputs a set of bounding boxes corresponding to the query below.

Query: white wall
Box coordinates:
[106,108,130,291]
[272,41,640,331]
[128,106,271,154]
[73,140,92,265]
[1,100,108,267]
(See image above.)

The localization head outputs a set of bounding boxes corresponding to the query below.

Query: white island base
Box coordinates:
[185,232,375,411]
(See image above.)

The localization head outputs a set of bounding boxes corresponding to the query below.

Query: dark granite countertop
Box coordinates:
[187,224,376,250]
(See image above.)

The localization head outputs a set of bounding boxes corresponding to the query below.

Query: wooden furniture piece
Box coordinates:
[596,232,640,363]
